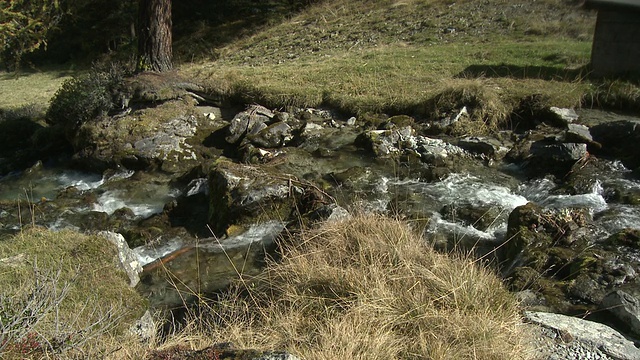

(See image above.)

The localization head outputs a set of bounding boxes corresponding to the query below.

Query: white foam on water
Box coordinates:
[134,237,186,267]
[93,189,177,217]
[56,171,105,191]
[395,173,529,210]
[539,193,608,213]
[203,221,286,250]
[597,205,640,233]
[427,213,497,242]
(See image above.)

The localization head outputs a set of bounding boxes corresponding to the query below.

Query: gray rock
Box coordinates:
[565,123,593,143]
[253,352,301,360]
[601,290,640,337]
[208,160,298,235]
[550,107,580,125]
[356,126,465,163]
[131,115,199,167]
[226,105,274,144]
[99,231,142,287]
[525,141,588,178]
[129,310,156,343]
[249,121,293,148]
[457,136,509,158]
[590,120,640,170]
[526,311,640,360]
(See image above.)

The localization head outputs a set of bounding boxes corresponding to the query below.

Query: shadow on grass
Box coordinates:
[172,0,322,62]
[456,64,591,81]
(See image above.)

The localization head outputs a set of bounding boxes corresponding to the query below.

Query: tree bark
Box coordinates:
[136,0,172,72]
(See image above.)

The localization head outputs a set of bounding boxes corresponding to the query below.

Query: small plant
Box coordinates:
[0,263,72,355]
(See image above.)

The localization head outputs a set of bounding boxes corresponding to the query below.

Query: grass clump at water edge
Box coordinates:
[154,214,530,360]
[0,228,147,359]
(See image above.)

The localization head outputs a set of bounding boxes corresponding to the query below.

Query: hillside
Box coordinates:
[177,0,605,121]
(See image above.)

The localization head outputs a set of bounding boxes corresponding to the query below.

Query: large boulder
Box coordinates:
[524,141,588,179]
[73,97,225,174]
[590,119,640,171]
[601,289,640,338]
[504,203,640,316]
[208,159,331,236]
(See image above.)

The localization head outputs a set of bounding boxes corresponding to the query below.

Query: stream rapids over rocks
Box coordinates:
[1,76,640,352]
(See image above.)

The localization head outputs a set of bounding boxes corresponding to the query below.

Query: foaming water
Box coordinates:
[387,173,528,215]
[93,186,181,217]
[383,170,639,244]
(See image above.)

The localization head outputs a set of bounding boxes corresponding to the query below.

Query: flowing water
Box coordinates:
[1,111,640,309]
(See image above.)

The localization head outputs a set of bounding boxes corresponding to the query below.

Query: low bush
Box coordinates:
[46,62,130,134]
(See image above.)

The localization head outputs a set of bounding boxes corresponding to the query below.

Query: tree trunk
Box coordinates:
[136,0,172,72]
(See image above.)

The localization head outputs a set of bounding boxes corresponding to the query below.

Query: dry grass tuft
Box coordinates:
[166,214,530,360]
[424,79,510,134]
[582,79,640,112]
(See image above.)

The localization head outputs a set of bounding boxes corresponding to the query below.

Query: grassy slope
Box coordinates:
[181,0,596,118]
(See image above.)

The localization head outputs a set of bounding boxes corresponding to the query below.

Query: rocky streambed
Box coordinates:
[1,74,640,358]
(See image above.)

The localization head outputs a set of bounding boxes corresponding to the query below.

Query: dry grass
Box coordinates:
[144,214,530,360]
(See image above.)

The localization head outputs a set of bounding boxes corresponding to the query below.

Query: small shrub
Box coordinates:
[46,62,130,133]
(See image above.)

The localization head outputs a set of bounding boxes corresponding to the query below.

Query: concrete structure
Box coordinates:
[583,0,640,77]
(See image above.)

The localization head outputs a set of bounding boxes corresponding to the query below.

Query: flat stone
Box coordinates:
[550,107,579,125]
[526,311,640,360]
[565,123,593,143]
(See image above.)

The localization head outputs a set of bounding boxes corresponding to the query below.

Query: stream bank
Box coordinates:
[1,73,640,355]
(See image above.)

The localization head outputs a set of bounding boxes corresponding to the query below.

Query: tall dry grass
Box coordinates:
[153,214,530,360]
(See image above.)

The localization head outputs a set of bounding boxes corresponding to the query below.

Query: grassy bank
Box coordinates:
[0,228,146,359]
[186,40,592,117]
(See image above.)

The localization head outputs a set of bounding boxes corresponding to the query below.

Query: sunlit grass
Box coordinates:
[183,40,592,117]
[0,70,74,109]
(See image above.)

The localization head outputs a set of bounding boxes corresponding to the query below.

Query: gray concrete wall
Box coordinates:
[591,10,640,77]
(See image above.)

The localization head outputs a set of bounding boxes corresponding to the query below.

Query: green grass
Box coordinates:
[184,40,592,119]
[0,228,146,359]
[0,69,74,110]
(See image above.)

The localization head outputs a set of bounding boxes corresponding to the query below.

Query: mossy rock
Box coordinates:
[604,228,640,250]
[208,159,296,236]
[379,115,415,130]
